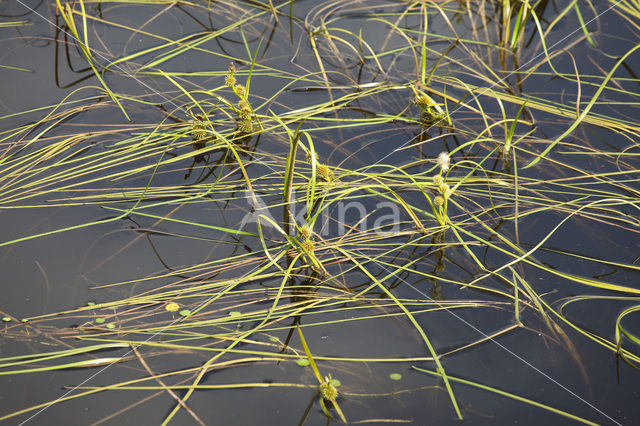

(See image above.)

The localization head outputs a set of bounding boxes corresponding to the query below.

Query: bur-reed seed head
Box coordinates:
[225,74,236,87]
[190,114,207,140]
[299,225,312,240]
[301,239,314,253]
[317,164,334,182]
[306,151,318,164]
[320,376,338,401]
[237,119,253,133]
[416,95,434,109]
[225,62,236,87]
[437,152,450,172]
[440,183,451,197]
[240,108,252,120]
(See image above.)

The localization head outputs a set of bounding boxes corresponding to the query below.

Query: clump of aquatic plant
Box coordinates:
[415,92,447,126]
[1,1,640,425]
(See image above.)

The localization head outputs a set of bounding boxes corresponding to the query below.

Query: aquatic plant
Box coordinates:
[0,1,639,425]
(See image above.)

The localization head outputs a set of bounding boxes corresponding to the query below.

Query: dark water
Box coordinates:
[1,1,640,425]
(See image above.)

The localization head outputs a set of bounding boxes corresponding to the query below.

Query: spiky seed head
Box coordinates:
[225,74,236,87]
[301,239,314,253]
[191,128,207,141]
[433,174,444,186]
[434,195,445,207]
[240,109,252,120]
[317,164,333,182]
[237,119,253,133]
[317,164,328,178]
[306,151,318,164]
[235,84,246,97]
[238,101,252,121]
[190,114,207,140]
[437,152,450,172]
[440,183,451,198]
[319,376,338,401]
[299,225,312,240]
[238,99,250,111]
[228,62,236,74]
[415,94,434,109]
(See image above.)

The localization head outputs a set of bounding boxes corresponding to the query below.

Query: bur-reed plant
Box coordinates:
[1,1,640,424]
